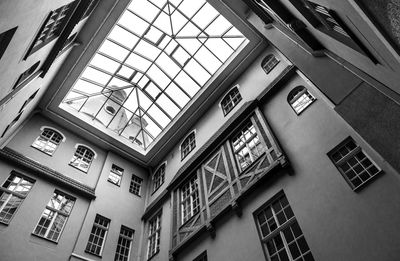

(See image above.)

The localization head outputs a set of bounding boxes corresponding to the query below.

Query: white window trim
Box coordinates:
[73,143,97,159]
[39,126,66,142]
[179,130,197,152]
[218,84,241,108]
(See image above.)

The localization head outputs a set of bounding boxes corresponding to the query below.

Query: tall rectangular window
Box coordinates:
[328,137,381,190]
[152,164,165,193]
[0,27,17,61]
[0,173,34,224]
[114,226,134,261]
[255,193,314,261]
[12,61,40,90]
[232,120,265,171]
[33,190,75,242]
[86,214,110,256]
[24,1,77,58]
[180,175,200,224]
[147,212,161,259]
[129,175,142,196]
[108,164,124,186]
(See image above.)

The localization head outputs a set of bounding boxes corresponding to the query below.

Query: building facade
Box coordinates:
[0,0,400,261]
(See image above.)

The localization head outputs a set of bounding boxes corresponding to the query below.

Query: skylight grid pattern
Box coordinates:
[62,0,246,150]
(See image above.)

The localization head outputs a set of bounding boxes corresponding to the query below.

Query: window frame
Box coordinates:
[179,175,200,225]
[129,174,143,197]
[32,190,75,242]
[31,127,65,156]
[12,61,40,91]
[85,214,110,257]
[261,54,280,74]
[147,211,162,260]
[287,86,316,115]
[0,27,18,61]
[108,164,124,186]
[152,162,166,194]
[193,250,207,261]
[23,1,77,59]
[231,117,267,172]
[0,172,35,225]
[114,225,135,261]
[254,192,315,261]
[328,137,382,191]
[220,85,243,116]
[180,130,196,161]
[69,144,96,173]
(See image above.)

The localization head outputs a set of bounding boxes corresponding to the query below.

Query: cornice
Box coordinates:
[0,147,96,199]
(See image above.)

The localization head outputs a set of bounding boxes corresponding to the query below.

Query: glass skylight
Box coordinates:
[61,0,247,149]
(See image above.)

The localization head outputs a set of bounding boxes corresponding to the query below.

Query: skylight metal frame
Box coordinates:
[62,0,247,150]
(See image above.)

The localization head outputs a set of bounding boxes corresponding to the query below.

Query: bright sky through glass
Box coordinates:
[61,0,247,149]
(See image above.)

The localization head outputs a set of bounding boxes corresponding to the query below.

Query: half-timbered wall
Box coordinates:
[171,108,287,250]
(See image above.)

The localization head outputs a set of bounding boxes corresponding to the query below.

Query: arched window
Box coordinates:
[70,145,95,172]
[32,128,64,155]
[221,86,242,116]
[152,163,166,193]
[181,131,196,160]
[287,86,316,114]
[261,54,280,74]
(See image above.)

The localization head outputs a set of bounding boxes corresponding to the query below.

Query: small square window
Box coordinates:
[328,137,381,190]
[129,174,143,196]
[108,164,124,186]
[287,86,316,115]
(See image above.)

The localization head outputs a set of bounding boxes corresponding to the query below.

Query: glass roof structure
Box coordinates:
[61,0,247,150]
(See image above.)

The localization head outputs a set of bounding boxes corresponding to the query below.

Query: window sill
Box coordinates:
[31,145,54,156]
[352,170,383,192]
[84,249,102,258]
[107,179,121,187]
[179,210,200,229]
[147,250,160,261]
[31,232,59,244]
[69,163,89,173]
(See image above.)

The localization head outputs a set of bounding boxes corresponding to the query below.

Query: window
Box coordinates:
[70,145,95,172]
[108,164,124,186]
[181,131,196,160]
[180,175,200,224]
[1,112,22,139]
[32,128,64,155]
[12,61,40,90]
[328,137,381,190]
[287,86,315,115]
[19,89,39,113]
[193,251,207,261]
[114,226,134,261]
[262,54,280,74]
[147,212,161,259]
[0,27,17,61]
[232,120,265,171]
[86,214,110,256]
[0,172,34,224]
[24,1,76,58]
[289,0,378,63]
[152,164,165,193]
[129,175,142,196]
[33,190,75,242]
[255,193,314,261]
[221,86,242,116]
